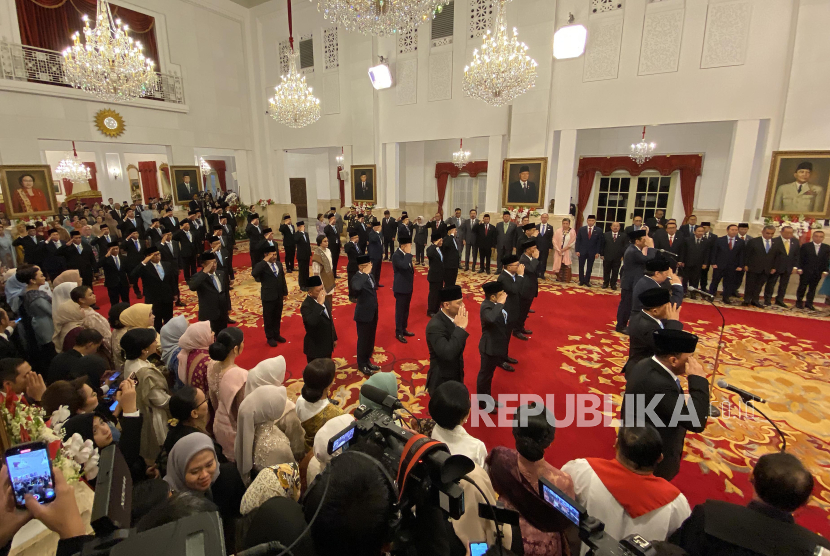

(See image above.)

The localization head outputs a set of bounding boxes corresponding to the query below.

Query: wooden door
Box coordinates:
[289,178,308,218]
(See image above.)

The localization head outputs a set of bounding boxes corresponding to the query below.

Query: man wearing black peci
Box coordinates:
[132,245,178,331]
[252,244,288,347]
[189,252,231,334]
[173,220,198,282]
[219,213,236,279]
[601,222,626,290]
[367,219,384,288]
[120,230,144,298]
[631,256,684,317]
[461,209,479,272]
[498,253,527,357]
[678,225,709,298]
[60,231,97,288]
[279,215,296,273]
[441,224,461,288]
[616,229,656,333]
[93,224,116,261]
[98,242,131,305]
[796,230,830,310]
[477,281,511,411]
[12,225,41,265]
[623,288,682,375]
[345,229,362,303]
[301,275,337,362]
[119,208,144,240]
[324,213,341,278]
[475,213,496,274]
[159,208,179,234]
[425,285,469,394]
[426,232,445,317]
[352,255,380,376]
[294,220,312,291]
[381,210,397,260]
[246,214,264,266]
[392,237,415,344]
[146,218,164,246]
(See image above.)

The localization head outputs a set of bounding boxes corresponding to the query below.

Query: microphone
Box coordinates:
[360,383,403,411]
[687,286,714,299]
[654,248,679,258]
[717,380,766,403]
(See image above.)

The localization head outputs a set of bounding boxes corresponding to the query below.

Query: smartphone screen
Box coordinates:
[109,400,119,412]
[108,371,121,382]
[469,542,489,556]
[6,443,56,508]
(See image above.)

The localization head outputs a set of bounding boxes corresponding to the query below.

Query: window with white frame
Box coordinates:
[299,34,314,74]
[592,171,677,232]
[448,173,487,215]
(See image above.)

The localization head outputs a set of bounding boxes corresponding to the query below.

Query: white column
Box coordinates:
[553,129,578,217]
[720,120,762,223]
[485,135,505,212]
[385,143,400,209]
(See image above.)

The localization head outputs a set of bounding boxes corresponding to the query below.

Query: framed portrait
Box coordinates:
[351,165,377,205]
[502,158,548,208]
[170,165,202,206]
[0,165,59,219]
[53,180,62,195]
[764,151,830,218]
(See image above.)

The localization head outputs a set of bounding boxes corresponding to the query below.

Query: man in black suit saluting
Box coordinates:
[477,281,511,412]
[279,215,296,273]
[624,288,682,375]
[426,232,445,317]
[623,328,710,480]
[132,246,178,330]
[252,244,288,347]
[425,285,469,394]
[60,231,96,289]
[352,255,380,376]
[301,275,337,363]
[173,220,198,281]
[189,252,231,333]
[98,242,131,306]
[575,214,603,287]
[392,237,415,344]
[294,221,312,291]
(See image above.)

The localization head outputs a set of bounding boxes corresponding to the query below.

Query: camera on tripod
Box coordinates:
[539,477,657,556]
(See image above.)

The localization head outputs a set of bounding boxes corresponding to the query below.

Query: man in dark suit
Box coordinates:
[623,328,710,480]
[349,213,369,252]
[253,228,279,271]
[477,282,511,411]
[324,213,341,277]
[768,226,800,308]
[441,225,461,288]
[354,171,373,202]
[653,221,683,271]
[397,213,413,243]
[120,230,144,298]
[145,219,164,247]
[514,221,537,255]
[301,276,337,362]
[495,212,517,274]
[345,230,362,302]
[98,243,131,305]
[294,221,312,291]
[252,244,288,347]
[460,209,479,272]
[742,225,778,308]
[0,310,20,360]
[507,165,538,204]
[92,224,116,261]
[60,231,96,288]
[119,208,145,240]
[158,229,180,270]
[677,214,698,240]
[498,254,527,349]
[366,219,384,288]
[426,213,448,241]
[246,214,264,265]
[644,209,667,237]
[39,229,66,280]
[624,288,682,374]
[381,211,397,260]
[535,214,554,279]
[517,239,539,337]
[218,214,236,279]
[426,233,445,317]
[699,222,717,291]
[425,285,469,393]
[624,215,645,236]
[189,252,231,333]
[796,230,830,310]
[131,246,178,330]
[188,211,206,256]
[173,220,198,281]
[601,222,627,289]
[631,257,684,316]
[352,255,380,376]
[392,238,415,344]
[13,226,41,265]
[678,226,709,298]
[708,224,745,304]
[279,215,296,273]
[177,175,198,202]
[616,229,656,333]
[475,214,496,274]
[575,215,604,287]
[445,207,465,236]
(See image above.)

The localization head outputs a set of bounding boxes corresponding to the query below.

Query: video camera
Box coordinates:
[539,477,657,556]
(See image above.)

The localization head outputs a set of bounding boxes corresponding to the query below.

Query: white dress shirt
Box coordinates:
[431,425,487,468]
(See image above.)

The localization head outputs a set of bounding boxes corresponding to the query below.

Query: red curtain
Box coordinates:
[434,161,488,216]
[86,161,97,191]
[63,178,73,196]
[138,161,159,200]
[205,160,227,192]
[575,155,703,227]
[337,166,345,208]
[15,0,160,71]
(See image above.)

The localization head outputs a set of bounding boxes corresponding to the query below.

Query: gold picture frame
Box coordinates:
[0,165,59,219]
[351,164,377,205]
[170,165,203,206]
[763,151,830,218]
[502,157,548,209]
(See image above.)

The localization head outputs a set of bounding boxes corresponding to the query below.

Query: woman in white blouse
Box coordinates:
[429,380,487,468]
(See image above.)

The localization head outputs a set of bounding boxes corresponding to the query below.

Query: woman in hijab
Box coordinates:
[52,285,111,356]
[234,385,294,483]
[4,268,25,313]
[52,269,82,288]
[160,316,189,389]
[177,321,214,394]
[305,414,354,487]
[239,463,301,517]
[163,432,220,495]
[122,328,170,461]
[108,302,131,370]
[242,497,315,555]
[243,356,305,462]
[0,226,15,269]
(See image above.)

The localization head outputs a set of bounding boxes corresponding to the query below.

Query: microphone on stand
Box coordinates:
[654,248,679,258]
[716,380,766,403]
[360,384,403,411]
[687,286,714,299]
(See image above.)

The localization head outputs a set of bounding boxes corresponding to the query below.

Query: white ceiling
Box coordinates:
[226,0,272,7]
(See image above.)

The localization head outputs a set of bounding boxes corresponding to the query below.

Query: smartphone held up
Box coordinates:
[5,441,57,508]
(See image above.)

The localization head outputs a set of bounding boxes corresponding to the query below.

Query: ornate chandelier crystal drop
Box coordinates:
[56,142,92,183]
[463,0,537,107]
[268,0,321,129]
[453,139,471,168]
[314,0,449,37]
[62,0,157,102]
[199,157,212,177]
[630,126,656,165]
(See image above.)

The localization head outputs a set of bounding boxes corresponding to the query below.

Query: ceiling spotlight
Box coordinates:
[368,57,393,90]
[553,13,587,60]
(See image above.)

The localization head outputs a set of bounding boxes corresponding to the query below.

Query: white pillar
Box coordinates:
[720,120,762,224]
[384,143,400,209]
[485,135,505,212]
[553,129,578,217]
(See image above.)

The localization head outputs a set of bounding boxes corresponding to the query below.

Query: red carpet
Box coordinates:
[92,248,830,536]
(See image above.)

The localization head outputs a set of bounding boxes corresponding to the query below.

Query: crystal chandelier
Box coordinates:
[314,0,449,37]
[452,139,471,168]
[55,141,92,183]
[199,157,212,177]
[268,0,321,129]
[630,126,656,165]
[62,0,157,102]
[463,0,537,107]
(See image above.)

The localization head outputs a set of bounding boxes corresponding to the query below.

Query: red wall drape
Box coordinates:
[434,161,488,216]
[575,155,702,227]
[205,160,227,192]
[86,161,97,191]
[337,166,345,208]
[62,178,73,196]
[138,161,159,200]
[15,0,160,71]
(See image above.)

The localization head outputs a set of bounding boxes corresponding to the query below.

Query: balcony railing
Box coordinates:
[0,42,185,104]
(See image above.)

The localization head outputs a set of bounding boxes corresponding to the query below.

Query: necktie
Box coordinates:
[798,184,803,194]
[212,274,221,292]
[696,239,700,246]
[504,223,508,233]
[588,227,592,239]
[541,224,546,235]
[155,263,165,279]
[613,233,617,240]
[675,379,682,392]
[217,252,223,265]
[134,240,139,250]
[485,224,489,234]
[729,238,734,250]
[270,263,278,276]
[76,244,83,253]
[186,231,191,242]
[438,249,443,262]
[368,275,375,288]
[114,256,120,270]
[785,240,790,255]
[765,240,770,253]
[502,309,508,324]
[669,236,673,246]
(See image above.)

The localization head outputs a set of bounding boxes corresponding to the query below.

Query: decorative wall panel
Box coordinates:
[638,1,685,75]
[323,27,339,71]
[469,0,494,39]
[398,26,418,55]
[428,51,452,101]
[592,0,623,14]
[279,39,290,75]
[701,0,752,68]
[583,12,624,82]
[396,58,418,105]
